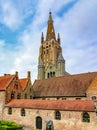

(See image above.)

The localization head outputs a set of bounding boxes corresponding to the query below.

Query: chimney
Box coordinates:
[4,74,10,76]
[27,71,31,79]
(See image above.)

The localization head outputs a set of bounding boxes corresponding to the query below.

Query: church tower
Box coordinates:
[38,12,69,79]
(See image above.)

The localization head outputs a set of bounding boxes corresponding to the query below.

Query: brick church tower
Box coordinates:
[38,12,69,79]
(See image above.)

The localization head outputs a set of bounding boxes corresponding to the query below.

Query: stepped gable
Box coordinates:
[0,74,15,90]
[33,72,97,97]
[5,99,95,112]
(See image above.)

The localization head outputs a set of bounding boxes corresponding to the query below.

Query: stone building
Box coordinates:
[0,12,97,130]
[3,99,97,130]
[38,12,69,80]
[0,72,22,104]
[0,71,33,120]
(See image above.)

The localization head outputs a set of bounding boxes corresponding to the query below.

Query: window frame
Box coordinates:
[8,107,12,115]
[82,112,90,123]
[21,108,25,117]
[55,111,61,120]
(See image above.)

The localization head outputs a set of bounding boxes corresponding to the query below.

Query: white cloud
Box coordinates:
[0,0,23,30]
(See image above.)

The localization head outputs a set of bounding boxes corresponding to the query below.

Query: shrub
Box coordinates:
[0,120,23,130]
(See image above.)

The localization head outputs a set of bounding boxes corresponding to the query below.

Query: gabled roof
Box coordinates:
[87,76,97,94]
[0,75,15,91]
[5,99,95,112]
[19,78,28,91]
[33,72,97,97]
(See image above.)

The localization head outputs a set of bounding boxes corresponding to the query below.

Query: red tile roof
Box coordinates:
[33,72,97,97]
[19,78,28,91]
[5,99,95,111]
[0,75,15,90]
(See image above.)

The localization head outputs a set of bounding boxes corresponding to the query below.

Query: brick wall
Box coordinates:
[3,107,97,130]
[0,91,5,120]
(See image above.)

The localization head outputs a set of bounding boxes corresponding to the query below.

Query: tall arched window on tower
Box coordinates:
[47,73,50,78]
[53,72,55,77]
[50,72,52,77]
[55,111,61,120]
[82,112,90,122]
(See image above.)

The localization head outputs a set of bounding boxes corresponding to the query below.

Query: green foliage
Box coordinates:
[0,120,23,130]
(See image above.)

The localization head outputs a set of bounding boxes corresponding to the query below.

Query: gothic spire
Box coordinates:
[46,12,56,40]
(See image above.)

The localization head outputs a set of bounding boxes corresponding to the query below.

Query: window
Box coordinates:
[76,98,81,100]
[47,73,49,78]
[47,50,49,54]
[55,111,61,120]
[92,96,96,100]
[17,94,21,99]
[50,72,52,77]
[21,108,25,116]
[96,111,97,117]
[62,97,66,100]
[11,92,14,99]
[53,72,55,77]
[14,81,18,89]
[82,112,90,122]
[8,107,12,115]
[30,95,33,99]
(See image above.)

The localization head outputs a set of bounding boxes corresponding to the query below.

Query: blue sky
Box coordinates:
[0,0,97,82]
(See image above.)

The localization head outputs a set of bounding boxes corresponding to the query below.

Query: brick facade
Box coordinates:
[3,107,97,130]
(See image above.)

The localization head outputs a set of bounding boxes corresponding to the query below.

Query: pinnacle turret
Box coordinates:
[57,33,61,44]
[58,52,65,63]
[41,32,44,44]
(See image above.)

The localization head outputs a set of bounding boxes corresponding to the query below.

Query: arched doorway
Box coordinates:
[36,116,42,129]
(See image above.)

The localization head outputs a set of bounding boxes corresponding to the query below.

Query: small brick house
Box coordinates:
[19,71,33,99]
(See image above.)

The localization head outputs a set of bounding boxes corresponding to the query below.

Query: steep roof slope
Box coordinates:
[0,75,15,90]
[33,72,97,97]
[87,76,97,94]
[5,99,95,112]
[19,78,28,91]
